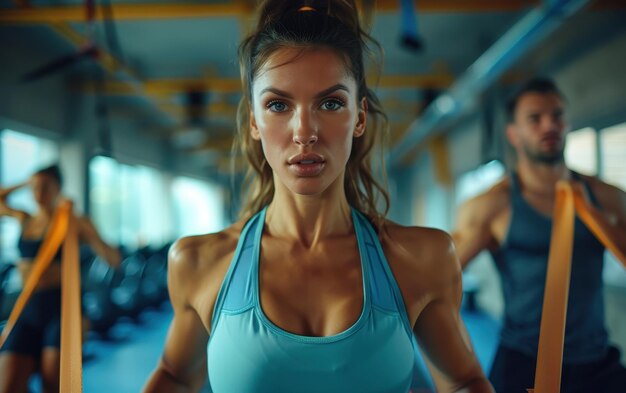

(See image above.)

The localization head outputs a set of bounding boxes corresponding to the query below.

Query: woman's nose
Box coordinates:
[292,110,318,146]
[292,134,318,146]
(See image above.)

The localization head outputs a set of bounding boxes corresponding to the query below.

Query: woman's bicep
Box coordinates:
[413,298,484,391]
[161,306,209,386]
[144,244,210,393]
[142,307,209,393]
[412,240,491,392]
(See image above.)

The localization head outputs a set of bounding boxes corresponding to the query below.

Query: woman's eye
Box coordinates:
[321,99,344,111]
[267,101,288,112]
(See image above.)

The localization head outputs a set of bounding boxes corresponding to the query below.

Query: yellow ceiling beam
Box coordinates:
[2,0,622,24]
[0,3,253,24]
[46,22,132,76]
[77,78,241,95]
[193,134,236,152]
[80,73,453,96]
[0,0,542,24]
[378,74,453,89]
[158,102,238,118]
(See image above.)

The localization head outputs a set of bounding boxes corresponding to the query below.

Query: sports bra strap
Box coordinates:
[210,209,264,330]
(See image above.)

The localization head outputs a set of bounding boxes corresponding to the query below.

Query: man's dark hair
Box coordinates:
[34,164,63,187]
[506,77,565,122]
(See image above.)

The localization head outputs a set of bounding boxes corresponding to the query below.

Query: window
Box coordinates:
[599,122,626,190]
[455,160,505,206]
[172,176,226,237]
[89,156,175,250]
[0,129,59,262]
[599,122,626,287]
[89,156,122,246]
[565,127,597,176]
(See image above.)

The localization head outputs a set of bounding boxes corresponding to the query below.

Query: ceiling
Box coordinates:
[1,0,624,175]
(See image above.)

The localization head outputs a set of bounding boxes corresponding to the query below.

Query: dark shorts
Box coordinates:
[489,344,626,393]
[0,288,61,357]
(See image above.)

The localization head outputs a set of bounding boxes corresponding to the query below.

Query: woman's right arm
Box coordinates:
[0,182,29,220]
[143,239,210,393]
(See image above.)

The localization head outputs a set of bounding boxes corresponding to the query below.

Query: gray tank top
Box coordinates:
[491,172,608,363]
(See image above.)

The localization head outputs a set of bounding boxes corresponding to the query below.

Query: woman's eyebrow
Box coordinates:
[259,87,293,98]
[258,84,350,99]
[314,84,350,99]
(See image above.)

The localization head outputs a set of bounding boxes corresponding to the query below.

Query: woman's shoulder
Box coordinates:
[168,220,247,274]
[168,220,249,296]
[381,221,460,284]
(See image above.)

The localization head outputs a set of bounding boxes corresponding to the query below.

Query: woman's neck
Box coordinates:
[36,203,56,218]
[266,183,353,249]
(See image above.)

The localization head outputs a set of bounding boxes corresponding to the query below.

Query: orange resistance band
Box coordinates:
[0,201,71,349]
[0,200,83,392]
[530,181,626,393]
[60,209,83,392]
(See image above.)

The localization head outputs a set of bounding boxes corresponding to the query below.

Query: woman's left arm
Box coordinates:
[77,216,122,268]
[410,232,493,393]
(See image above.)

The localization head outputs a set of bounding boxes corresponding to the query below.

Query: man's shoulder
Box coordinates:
[578,173,625,194]
[459,177,511,221]
[577,173,626,209]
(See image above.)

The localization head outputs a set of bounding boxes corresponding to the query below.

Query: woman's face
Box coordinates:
[250,47,366,197]
[30,173,60,207]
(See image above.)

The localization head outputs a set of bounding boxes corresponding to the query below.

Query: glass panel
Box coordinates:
[600,122,626,190]
[89,156,175,251]
[0,130,59,262]
[455,160,505,206]
[565,127,597,176]
[172,176,225,238]
[89,155,122,246]
[599,122,626,287]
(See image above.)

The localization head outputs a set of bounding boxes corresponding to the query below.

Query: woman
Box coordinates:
[144,1,492,392]
[0,164,121,393]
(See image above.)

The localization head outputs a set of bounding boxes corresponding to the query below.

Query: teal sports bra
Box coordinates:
[207,207,417,393]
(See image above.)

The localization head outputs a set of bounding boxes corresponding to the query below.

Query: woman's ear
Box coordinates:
[250,111,261,140]
[354,97,368,138]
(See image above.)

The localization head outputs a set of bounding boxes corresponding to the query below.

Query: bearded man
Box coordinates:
[452,78,626,392]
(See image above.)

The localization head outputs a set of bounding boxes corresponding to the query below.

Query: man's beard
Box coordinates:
[522,142,565,165]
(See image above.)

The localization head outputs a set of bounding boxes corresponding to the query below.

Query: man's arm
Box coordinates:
[452,195,497,269]
[143,239,209,393]
[578,178,626,258]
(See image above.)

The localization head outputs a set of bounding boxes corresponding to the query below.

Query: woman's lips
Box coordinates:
[288,162,325,177]
[287,152,325,176]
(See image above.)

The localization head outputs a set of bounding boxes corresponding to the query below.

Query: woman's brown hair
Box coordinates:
[234,0,390,225]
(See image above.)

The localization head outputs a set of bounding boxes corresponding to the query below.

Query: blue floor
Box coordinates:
[82,304,175,393]
[30,304,500,392]
[461,309,501,373]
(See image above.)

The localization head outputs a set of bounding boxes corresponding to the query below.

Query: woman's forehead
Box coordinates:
[253,47,355,92]
[31,173,57,184]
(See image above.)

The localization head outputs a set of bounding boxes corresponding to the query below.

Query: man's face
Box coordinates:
[507,92,568,165]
